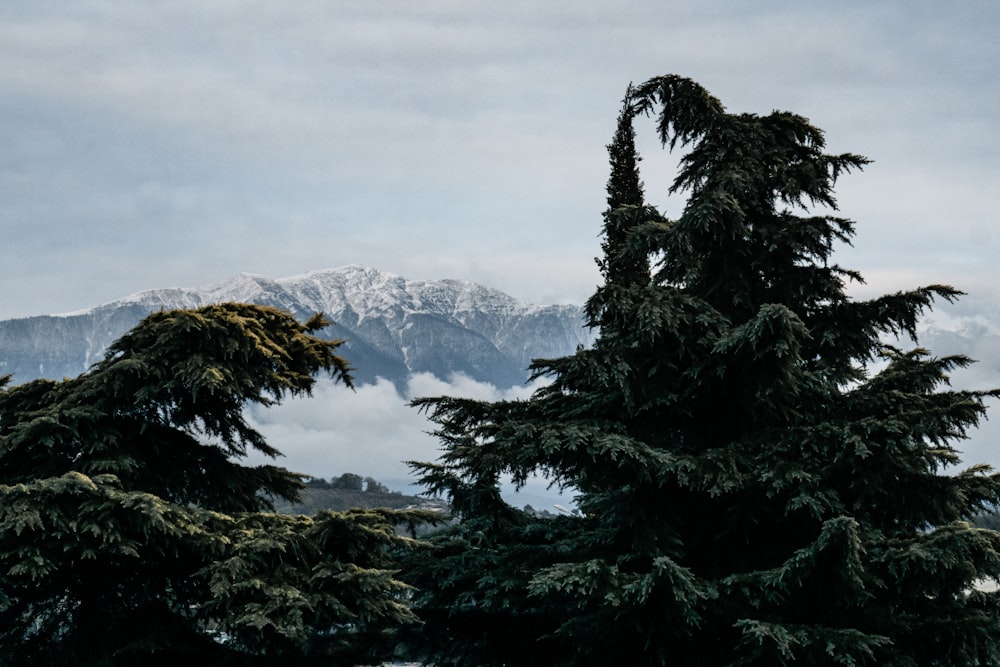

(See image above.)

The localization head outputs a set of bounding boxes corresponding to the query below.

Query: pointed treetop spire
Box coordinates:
[599,84,650,289]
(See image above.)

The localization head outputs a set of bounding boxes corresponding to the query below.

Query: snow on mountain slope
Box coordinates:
[1,266,593,387]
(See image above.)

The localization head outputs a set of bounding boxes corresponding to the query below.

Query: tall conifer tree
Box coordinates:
[599,85,651,289]
[404,75,1000,666]
[0,304,434,666]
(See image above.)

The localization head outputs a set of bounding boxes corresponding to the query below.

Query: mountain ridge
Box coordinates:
[4,265,996,392]
[0,266,594,388]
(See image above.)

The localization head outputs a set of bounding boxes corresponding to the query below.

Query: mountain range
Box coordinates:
[0,265,595,388]
[2,265,997,397]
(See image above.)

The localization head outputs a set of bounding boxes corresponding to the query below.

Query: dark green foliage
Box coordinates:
[331,472,365,491]
[305,475,333,489]
[403,75,1000,666]
[197,508,430,664]
[0,303,436,665]
[365,476,391,494]
[598,85,651,289]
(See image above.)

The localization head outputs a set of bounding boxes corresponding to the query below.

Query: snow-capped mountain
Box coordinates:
[3,265,997,395]
[0,266,594,388]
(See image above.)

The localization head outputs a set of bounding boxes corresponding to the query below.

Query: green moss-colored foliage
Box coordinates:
[0,304,437,665]
[402,75,1000,666]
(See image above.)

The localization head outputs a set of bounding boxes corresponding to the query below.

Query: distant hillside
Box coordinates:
[0,265,593,388]
[273,477,446,516]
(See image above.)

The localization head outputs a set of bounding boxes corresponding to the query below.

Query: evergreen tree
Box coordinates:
[599,84,651,288]
[0,303,435,665]
[403,75,1000,666]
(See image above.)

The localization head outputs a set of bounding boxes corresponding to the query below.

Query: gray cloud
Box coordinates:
[1,2,998,476]
[2,2,998,318]
[244,373,545,483]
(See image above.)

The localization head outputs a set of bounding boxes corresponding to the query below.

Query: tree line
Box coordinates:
[306,473,394,494]
[3,74,1000,666]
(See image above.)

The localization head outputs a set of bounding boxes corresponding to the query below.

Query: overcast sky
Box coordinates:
[3,1,998,318]
[2,2,999,487]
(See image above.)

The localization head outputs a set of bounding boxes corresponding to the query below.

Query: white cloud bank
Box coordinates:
[244,372,545,487]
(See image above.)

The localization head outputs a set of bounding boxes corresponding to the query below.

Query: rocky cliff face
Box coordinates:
[0,266,594,388]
